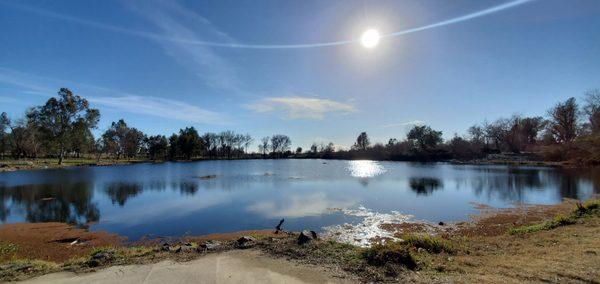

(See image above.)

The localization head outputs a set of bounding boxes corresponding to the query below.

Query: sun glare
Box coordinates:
[361,29,380,48]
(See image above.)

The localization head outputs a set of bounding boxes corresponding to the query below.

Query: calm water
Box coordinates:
[0,160,598,240]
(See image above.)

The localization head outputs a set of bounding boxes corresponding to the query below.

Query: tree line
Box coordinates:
[0,88,292,163]
[298,90,600,164]
[1,88,599,165]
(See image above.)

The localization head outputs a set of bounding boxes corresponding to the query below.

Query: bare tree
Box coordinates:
[547,97,579,143]
[270,134,291,157]
[258,136,270,157]
[583,89,600,134]
[0,112,10,158]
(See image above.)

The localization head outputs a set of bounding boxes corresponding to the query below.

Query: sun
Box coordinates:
[361,29,380,48]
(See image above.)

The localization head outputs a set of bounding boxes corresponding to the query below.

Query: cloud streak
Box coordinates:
[1,0,535,49]
[246,96,356,120]
[89,95,227,125]
[381,120,425,128]
[122,1,244,93]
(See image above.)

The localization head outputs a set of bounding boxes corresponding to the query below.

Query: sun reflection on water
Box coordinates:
[347,160,386,178]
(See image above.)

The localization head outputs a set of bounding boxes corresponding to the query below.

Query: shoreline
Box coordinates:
[0,157,577,173]
[1,199,598,282]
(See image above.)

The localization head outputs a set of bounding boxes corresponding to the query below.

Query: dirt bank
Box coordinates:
[0,223,124,263]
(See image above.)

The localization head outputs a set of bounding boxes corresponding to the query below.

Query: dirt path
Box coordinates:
[19,250,350,284]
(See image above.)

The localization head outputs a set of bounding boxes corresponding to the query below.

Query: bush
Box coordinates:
[361,241,417,269]
[403,235,455,254]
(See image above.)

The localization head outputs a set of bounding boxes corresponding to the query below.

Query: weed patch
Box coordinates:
[403,235,456,254]
[361,241,417,269]
[508,199,600,235]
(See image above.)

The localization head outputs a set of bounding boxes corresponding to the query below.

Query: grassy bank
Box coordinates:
[0,158,150,172]
[1,199,599,282]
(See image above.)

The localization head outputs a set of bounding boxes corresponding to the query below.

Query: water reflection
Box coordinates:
[0,182,99,226]
[409,177,443,196]
[0,160,597,239]
[347,160,386,178]
[105,182,144,206]
[246,192,356,218]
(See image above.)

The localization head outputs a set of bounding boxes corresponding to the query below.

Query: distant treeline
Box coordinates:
[0,88,290,163]
[301,91,600,165]
[1,88,599,165]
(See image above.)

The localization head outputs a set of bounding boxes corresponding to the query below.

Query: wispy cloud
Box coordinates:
[0,67,54,96]
[90,95,226,125]
[0,67,227,124]
[381,120,425,128]
[125,1,243,93]
[246,96,357,120]
[1,1,244,94]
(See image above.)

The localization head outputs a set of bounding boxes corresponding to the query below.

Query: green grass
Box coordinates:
[508,214,576,235]
[508,199,600,235]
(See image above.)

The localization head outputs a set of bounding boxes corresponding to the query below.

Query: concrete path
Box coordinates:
[20,250,350,284]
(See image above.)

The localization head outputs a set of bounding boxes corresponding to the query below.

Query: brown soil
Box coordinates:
[378,200,579,239]
[0,223,124,262]
[0,223,286,264]
[454,200,577,237]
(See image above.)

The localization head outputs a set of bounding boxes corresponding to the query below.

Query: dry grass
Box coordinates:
[423,217,600,283]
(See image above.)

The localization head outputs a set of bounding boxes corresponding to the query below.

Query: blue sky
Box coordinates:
[1,0,599,150]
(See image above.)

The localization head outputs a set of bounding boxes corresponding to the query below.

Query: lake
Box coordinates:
[0,159,598,241]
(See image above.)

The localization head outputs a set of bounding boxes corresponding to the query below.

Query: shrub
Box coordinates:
[508,214,576,235]
[403,235,455,254]
[361,241,417,269]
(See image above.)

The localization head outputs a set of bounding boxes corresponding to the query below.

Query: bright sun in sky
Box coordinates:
[361,29,380,48]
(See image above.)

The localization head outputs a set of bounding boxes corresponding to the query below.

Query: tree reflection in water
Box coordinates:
[0,182,99,226]
[409,177,443,196]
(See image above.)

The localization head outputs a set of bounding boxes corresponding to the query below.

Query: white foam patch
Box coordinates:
[324,206,413,247]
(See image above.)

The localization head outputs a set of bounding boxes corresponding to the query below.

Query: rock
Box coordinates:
[176,243,195,253]
[161,243,171,252]
[91,250,115,261]
[236,236,257,249]
[200,240,221,251]
[310,231,318,239]
[88,249,116,267]
[298,230,318,245]
[438,221,445,226]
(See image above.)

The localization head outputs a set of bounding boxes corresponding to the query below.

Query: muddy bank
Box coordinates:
[0,223,124,263]
[374,200,579,240]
